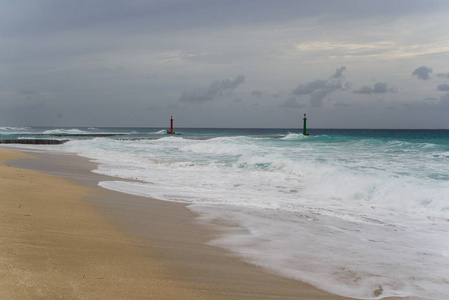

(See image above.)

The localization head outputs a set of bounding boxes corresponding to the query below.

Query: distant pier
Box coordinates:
[0,135,289,145]
[0,139,68,145]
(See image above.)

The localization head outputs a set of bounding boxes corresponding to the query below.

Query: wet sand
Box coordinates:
[2,147,360,299]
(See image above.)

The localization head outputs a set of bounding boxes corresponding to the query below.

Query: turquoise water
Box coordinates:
[2,126,449,299]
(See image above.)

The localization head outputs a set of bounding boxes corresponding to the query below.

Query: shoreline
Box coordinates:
[0,148,214,299]
[2,146,357,299]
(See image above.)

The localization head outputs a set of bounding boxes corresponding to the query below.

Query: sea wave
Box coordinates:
[149,129,168,134]
[280,133,309,140]
[23,129,449,299]
[42,128,91,135]
[0,126,31,133]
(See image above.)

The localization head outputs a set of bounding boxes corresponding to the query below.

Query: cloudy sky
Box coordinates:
[2,0,449,128]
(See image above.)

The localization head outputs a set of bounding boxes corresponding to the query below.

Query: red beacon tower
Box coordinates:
[167,116,175,134]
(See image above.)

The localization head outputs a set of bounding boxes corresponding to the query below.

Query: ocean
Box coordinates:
[2,126,449,299]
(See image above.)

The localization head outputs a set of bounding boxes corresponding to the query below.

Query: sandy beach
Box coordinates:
[0,147,357,299]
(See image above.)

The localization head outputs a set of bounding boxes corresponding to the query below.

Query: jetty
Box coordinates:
[0,139,68,145]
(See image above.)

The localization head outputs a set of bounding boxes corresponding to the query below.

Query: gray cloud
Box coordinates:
[437,83,449,91]
[281,97,302,108]
[418,93,449,111]
[335,102,351,107]
[423,97,439,101]
[292,67,346,107]
[180,75,245,102]
[19,89,37,96]
[2,1,449,128]
[309,89,331,107]
[354,82,395,94]
[332,66,346,79]
[5,1,443,37]
[293,79,327,95]
[412,66,432,80]
[251,90,263,98]
[440,93,449,106]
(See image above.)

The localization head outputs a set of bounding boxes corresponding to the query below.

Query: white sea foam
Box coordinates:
[150,129,168,134]
[0,126,30,131]
[280,133,308,140]
[42,128,91,135]
[58,135,449,299]
[0,126,32,134]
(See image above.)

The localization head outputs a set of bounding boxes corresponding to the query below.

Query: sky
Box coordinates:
[2,0,449,129]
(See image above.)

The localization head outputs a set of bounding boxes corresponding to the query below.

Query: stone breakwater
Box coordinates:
[0,135,287,145]
[0,139,69,145]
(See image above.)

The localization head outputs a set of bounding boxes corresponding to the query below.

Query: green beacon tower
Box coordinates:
[303,114,309,136]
